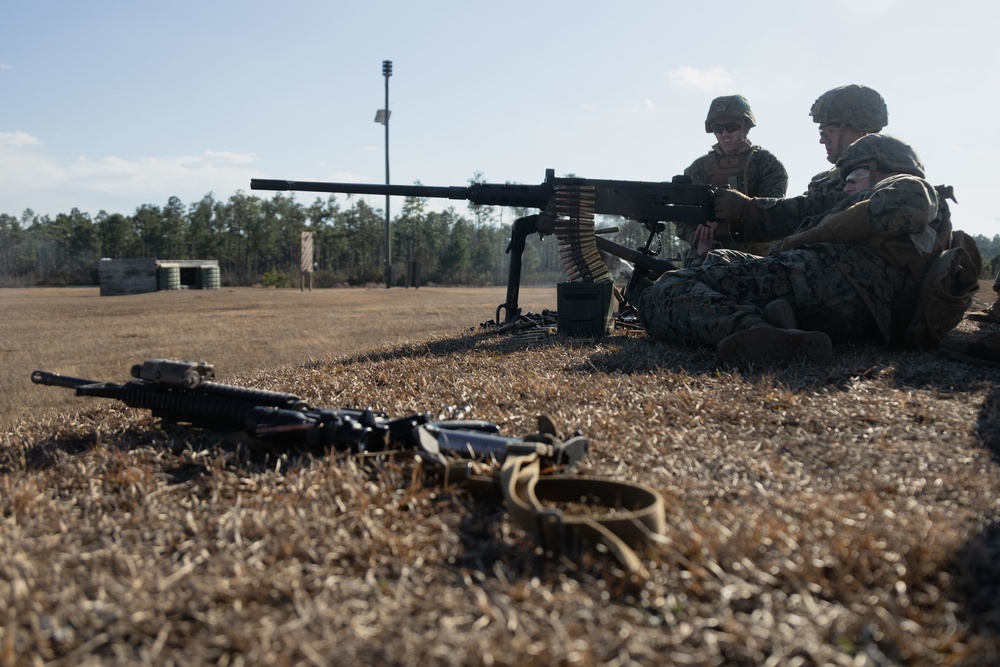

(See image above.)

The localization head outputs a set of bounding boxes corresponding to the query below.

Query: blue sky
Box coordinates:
[2,0,998,237]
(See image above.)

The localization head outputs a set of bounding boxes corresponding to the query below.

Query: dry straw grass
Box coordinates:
[0,286,554,431]
[3,284,1000,665]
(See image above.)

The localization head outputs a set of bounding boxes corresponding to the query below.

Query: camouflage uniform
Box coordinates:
[682,144,788,199]
[637,138,948,350]
[740,166,845,236]
[724,85,889,238]
[676,96,788,267]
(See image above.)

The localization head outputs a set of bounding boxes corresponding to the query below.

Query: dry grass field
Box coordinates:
[0,286,556,431]
[4,283,1000,665]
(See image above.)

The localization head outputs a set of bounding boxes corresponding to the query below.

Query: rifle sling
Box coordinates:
[498,454,665,577]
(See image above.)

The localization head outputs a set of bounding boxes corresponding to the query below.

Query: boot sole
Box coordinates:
[716,327,833,368]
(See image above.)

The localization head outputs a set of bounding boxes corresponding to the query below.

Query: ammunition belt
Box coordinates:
[554,184,612,284]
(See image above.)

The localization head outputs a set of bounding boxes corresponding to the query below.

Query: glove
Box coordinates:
[779,201,870,252]
[713,189,760,223]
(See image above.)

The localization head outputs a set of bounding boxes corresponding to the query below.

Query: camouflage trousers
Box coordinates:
[681,242,776,269]
[636,248,880,347]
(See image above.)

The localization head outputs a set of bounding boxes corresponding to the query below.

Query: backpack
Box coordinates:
[903,229,982,351]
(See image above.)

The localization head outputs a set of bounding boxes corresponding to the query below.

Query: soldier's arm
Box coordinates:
[733,191,841,242]
[777,176,938,252]
[864,175,938,237]
[750,150,789,199]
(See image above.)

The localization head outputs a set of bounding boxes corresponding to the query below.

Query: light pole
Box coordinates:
[374,59,393,289]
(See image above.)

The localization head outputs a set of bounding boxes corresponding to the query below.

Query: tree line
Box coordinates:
[0,181,678,289]
[1,187,997,288]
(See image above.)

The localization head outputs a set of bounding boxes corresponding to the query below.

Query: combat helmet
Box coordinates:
[705,95,756,133]
[837,134,925,181]
[810,84,888,133]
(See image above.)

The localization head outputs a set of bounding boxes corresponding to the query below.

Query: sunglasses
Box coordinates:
[844,168,871,186]
[711,122,743,134]
[819,124,844,141]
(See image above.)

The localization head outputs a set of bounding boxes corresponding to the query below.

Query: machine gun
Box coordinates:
[250,169,722,325]
[31,358,588,468]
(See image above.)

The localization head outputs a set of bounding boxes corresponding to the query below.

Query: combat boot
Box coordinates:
[716,326,833,368]
[762,299,797,329]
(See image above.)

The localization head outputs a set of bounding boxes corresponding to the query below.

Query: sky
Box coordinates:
[2,0,999,238]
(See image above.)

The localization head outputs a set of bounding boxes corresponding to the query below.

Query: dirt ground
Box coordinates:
[3,282,1000,665]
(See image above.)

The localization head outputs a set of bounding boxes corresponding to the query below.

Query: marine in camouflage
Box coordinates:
[676,95,788,267]
[636,170,948,351]
[718,84,889,234]
[677,146,789,264]
[682,146,788,197]
[636,248,877,346]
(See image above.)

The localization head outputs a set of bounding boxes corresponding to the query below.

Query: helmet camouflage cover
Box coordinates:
[810,84,888,133]
[837,134,925,180]
[705,95,756,133]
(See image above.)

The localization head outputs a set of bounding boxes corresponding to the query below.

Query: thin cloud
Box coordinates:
[202,149,256,164]
[0,64,11,70]
[329,171,367,183]
[0,146,262,215]
[666,66,736,92]
[0,131,41,147]
[61,152,258,194]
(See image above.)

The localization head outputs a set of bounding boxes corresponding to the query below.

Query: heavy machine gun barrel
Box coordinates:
[251,178,551,210]
[251,170,715,223]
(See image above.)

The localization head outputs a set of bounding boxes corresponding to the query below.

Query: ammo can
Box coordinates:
[557,281,615,337]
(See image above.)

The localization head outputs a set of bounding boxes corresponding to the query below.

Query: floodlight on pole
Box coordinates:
[374,59,393,289]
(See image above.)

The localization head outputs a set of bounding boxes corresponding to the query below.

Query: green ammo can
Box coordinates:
[557,280,615,337]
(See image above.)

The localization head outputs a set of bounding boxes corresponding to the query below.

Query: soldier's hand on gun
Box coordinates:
[695,222,721,256]
[713,189,755,222]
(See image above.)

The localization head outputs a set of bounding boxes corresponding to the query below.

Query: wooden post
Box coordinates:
[301,231,314,292]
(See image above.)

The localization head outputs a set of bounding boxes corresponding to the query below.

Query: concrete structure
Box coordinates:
[99,258,220,296]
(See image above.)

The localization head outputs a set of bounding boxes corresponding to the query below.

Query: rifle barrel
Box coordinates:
[31,370,99,389]
[250,179,473,201]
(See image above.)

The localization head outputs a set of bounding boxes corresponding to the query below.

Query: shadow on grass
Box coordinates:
[975,387,1000,461]
[0,428,100,475]
[889,352,1000,464]
[4,409,600,584]
[581,334,1000,651]
[949,520,1000,643]
[306,327,502,368]
[2,418,320,481]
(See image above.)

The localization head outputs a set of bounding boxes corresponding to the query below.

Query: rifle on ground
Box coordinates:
[250,169,723,325]
[31,358,588,468]
[32,359,667,575]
